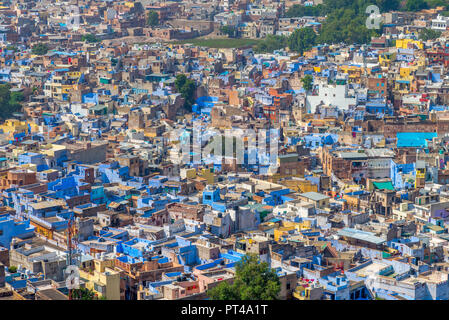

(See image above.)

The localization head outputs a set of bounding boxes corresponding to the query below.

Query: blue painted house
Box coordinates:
[0,214,35,247]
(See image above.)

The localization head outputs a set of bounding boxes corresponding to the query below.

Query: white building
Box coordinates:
[431,15,449,31]
[214,12,242,26]
[306,79,358,113]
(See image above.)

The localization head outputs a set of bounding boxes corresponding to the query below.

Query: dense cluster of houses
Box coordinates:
[2,0,449,301]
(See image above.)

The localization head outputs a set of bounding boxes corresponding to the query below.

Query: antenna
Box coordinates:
[66,214,79,300]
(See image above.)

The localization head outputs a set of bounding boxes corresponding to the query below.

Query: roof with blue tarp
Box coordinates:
[397,132,437,148]
[373,181,394,191]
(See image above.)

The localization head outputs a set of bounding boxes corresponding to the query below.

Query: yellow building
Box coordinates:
[396,39,423,50]
[273,221,312,242]
[79,257,121,300]
[180,168,197,180]
[293,283,323,300]
[393,66,417,93]
[199,168,215,184]
[39,143,67,157]
[281,178,318,193]
[44,70,84,101]
[415,167,426,188]
[399,67,412,78]
[0,119,39,138]
[274,226,295,242]
[414,55,426,68]
[339,65,362,84]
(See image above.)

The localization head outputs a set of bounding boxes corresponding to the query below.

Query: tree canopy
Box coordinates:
[31,43,48,55]
[8,265,17,273]
[288,27,317,55]
[426,0,449,7]
[254,35,287,53]
[147,11,159,27]
[280,0,447,48]
[285,4,324,17]
[81,34,99,43]
[405,0,429,11]
[282,0,401,47]
[220,25,237,38]
[71,287,99,300]
[301,75,314,92]
[207,254,281,300]
[0,84,23,120]
[285,0,401,18]
[419,28,442,41]
[318,8,380,46]
[262,0,447,53]
[175,74,197,112]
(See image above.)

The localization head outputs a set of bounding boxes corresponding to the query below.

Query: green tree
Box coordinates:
[426,0,449,7]
[174,74,187,92]
[301,75,314,93]
[375,0,401,11]
[318,7,379,45]
[175,74,197,112]
[81,34,99,43]
[288,27,317,55]
[406,0,429,11]
[220,25,237,38]
[10,91,24,104]
[419,28,442,41]
[294,0,400,17]
[0,84,23,120]
[255,35,287,53]
[147,10,159,27]
[31,43,48,55]
[282,0,396,47]
[8,265,17,273]
[285,4,324,17]
[207,254,281,300]
[71,287,98,300]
